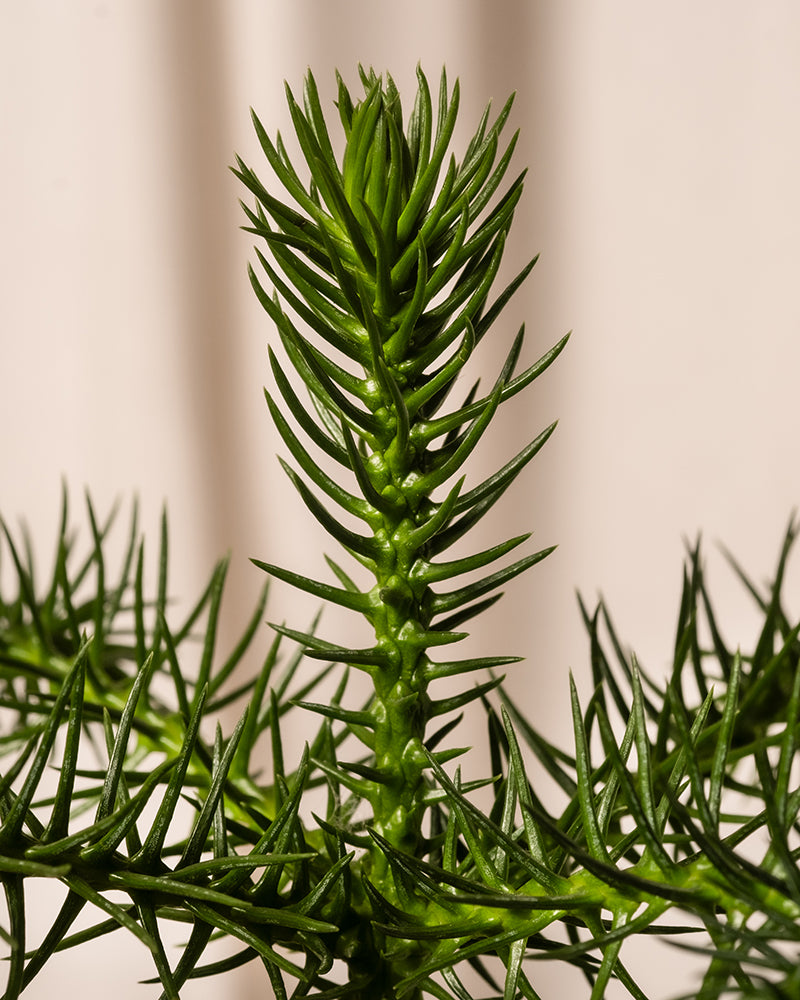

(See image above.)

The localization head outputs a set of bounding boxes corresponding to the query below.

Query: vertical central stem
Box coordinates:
[363,427,431,878]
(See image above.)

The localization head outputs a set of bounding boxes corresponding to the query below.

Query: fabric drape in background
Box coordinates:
[2,2,800,996]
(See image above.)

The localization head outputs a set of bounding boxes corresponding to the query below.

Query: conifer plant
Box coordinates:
[1,67,800,1000]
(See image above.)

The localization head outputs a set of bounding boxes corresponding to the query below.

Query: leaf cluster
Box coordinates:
[0,66,798,1000]
[3,501,800,999]
[0,494,350,998]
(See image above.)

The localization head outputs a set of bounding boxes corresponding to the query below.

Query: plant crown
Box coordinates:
[0,67,798,1000]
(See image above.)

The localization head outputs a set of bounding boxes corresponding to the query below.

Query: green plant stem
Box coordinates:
[240,68,560,914]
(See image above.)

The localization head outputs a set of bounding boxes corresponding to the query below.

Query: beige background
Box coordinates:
[2,2,800,997]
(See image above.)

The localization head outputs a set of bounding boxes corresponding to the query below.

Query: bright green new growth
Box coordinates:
[235,65,565,888]
[1,66,799,1000]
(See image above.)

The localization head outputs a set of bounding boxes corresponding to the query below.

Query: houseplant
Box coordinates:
[1,65,799,999]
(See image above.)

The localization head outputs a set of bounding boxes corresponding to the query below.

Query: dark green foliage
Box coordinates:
[1,67,798,999]
[0,494,348,997]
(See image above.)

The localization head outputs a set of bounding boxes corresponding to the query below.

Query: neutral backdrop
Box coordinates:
[2,2,800,997]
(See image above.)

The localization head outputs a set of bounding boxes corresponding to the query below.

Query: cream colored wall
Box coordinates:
[2,2,800,997]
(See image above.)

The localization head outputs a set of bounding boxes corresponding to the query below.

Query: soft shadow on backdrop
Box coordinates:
[2,2,800,997]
